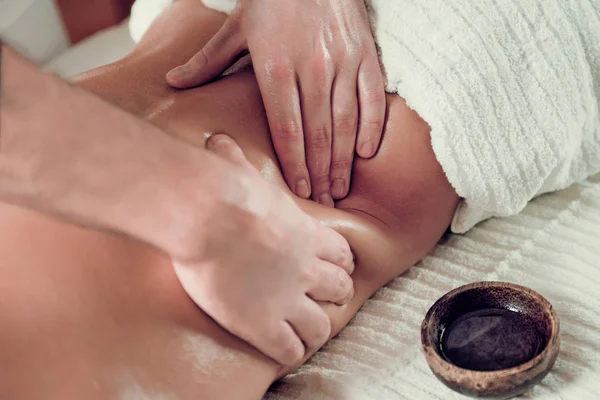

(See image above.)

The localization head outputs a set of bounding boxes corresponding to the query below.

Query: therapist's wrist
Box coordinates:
[0,44,261,263]
[123,139,226,260]
[151,151,263,263]
[0,45,237,256]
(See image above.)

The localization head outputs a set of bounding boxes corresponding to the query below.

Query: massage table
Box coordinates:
[43,21,600,400]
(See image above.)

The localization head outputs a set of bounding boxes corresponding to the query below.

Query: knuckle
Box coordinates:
[333,51,348,67]
[286,160,309,176]
[330,157,352,175]
[282,340,304,365]
[310,54,334,83]
[348,42,366,62]
[312,314,332,345]
[342,42,358,59]
[361,87,385,104]
[266,58,294,82]
[307,126,331,150]
[342,243,354,266]
[333,114,358,135]
[274,120,303,142]
[300,265,318,286]
[309,167,331,187]
[336,268,350,289]
[361,118,384,134]
[335,241,353,268]
[336,273,352,300]
[357,36,378,55]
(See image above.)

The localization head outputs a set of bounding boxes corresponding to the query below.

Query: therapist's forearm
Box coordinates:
[0,44,243,257]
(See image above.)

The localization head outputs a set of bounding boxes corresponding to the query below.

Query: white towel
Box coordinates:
[367,0,600,232]
[130,0,600,233]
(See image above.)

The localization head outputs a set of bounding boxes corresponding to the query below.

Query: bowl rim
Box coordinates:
[421,281,560,378]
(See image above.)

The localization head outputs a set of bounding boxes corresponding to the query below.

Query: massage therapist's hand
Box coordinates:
[172,134,355,367]
[1,44,352,368]
[166,0,386,206]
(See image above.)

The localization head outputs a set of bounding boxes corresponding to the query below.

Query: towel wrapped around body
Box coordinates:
[130,0,600,233]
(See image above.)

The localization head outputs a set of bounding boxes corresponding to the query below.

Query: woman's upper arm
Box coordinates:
[294,94,461,338]
[296,199,398,283]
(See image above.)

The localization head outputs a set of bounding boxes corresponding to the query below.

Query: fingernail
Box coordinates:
[206,135,229,150]
[318,193,334,207]
[359,140,374,158]
[295,180,310,198]
[167,64,189,82]
[331,179,346,198]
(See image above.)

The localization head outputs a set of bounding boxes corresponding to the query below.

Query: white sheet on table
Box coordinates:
[43,20,135,78]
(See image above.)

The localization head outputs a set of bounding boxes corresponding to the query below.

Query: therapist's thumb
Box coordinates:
[167,18,245,88]
[206,134,254,171]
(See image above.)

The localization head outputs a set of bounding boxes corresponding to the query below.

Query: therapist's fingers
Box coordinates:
[167,15,245,88]
[356,52,386,159]
[299,62,335,207]
[330,71,359,199]
[314,223,355,275]
[287,299,331,355]
[306,261,354,305]
[258,319,306,366]
[254,54,311,199]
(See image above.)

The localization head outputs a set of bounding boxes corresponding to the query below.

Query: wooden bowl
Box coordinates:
[421,282,560,399]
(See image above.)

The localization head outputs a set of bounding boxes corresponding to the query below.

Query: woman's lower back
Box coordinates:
[0,201,277,399]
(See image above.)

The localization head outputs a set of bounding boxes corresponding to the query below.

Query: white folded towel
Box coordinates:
[130,0,600,233]
[367,0,600,232]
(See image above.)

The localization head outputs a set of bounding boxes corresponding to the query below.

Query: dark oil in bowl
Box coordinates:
[440,308,545,371]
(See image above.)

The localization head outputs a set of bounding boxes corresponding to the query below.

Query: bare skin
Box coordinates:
[167,0,387,205]
[0,1,459,399]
